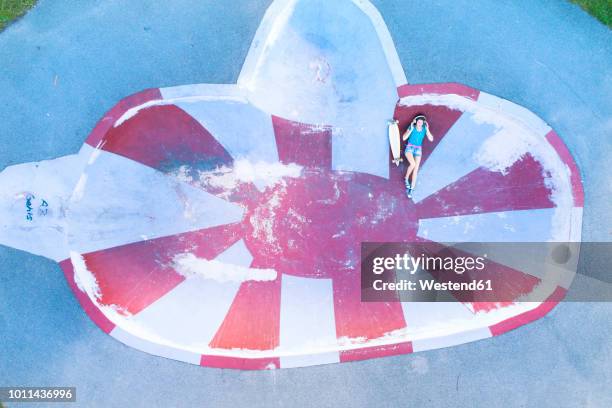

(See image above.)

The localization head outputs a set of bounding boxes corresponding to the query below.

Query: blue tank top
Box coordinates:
[408,126,427,146]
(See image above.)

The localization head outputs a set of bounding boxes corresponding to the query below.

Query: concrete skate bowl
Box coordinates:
[57,0,583,369]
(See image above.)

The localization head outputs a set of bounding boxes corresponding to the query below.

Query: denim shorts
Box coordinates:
[405,144,422,157]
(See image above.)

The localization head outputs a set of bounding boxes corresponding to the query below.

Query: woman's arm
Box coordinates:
[426,126,434,142]
[402,123,414,141]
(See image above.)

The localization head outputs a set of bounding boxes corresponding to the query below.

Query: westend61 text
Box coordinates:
[372,278,493,292]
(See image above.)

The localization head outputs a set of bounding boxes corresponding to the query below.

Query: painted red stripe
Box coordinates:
[272,115,332,169]
[411,240,541,313]
[209,270,281,350]
[416,154,555,219]
[79,223,243,315]
[333,269,407,340]
[200,355,279,370]
[545,130,584,207]
[58,259,116,334]
[397,83,480,101]
[392,102,464,167]
[100,104,233,173]
[489,286,566,336]
[86,88,162,148]
[339,342,413,363]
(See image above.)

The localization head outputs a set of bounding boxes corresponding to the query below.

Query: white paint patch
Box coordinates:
[474,128,532,175]
[279,275,339,367]
[234,160,302,190]
[172,159,302,194]
[71,173,88,203]
[87,146,104,165]
[248,182,287,254]
[69,251,101,300]
[173,253,277,283]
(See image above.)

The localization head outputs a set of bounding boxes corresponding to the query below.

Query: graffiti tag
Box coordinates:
[25,194,49,221]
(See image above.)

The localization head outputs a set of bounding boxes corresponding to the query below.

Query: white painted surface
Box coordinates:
[0,145,92,261]
[160,84,242,100]
[411,326,492,352]
[238,0,399,179]
[215,237,253,265]
[350,0,407,87]
[174,98,280,191]
[569,207,583,242]
[477,92,552,137]
[65,149,244,255]
[279,274,339,367]
[418,208,557,242]
[280,350,340,368]
[111,326,202,365]
[411,112,496,203]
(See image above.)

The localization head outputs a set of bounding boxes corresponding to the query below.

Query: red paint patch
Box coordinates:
[243,171,418,278]
[86,88,162,148]
[100,104,233,173]
[200,354,279,370]
[398,83,480,100]
[545,130,584,207]
[333,268,407,339]
[209,273,282,351]
[236,159,418,343]
[417,154,555,218]
[489,287,566,336]
[339,341,413,363]
[59,259,116,334]
[272,115,332,169]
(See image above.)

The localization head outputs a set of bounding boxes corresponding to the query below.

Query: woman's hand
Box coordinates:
[426,126,434,142]
[403,126,413,141]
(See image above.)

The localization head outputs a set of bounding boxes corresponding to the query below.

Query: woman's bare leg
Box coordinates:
[411,155,422,188]
[405,152,416,181]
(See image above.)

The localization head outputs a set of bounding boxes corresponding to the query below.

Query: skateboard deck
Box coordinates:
[388,119,402,166]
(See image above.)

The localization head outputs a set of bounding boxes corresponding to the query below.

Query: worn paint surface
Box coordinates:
[0,0,587,370]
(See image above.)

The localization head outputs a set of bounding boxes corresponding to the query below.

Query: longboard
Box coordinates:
[388,119,402,166]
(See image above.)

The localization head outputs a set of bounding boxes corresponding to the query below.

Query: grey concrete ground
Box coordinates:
[0,0,610,407]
